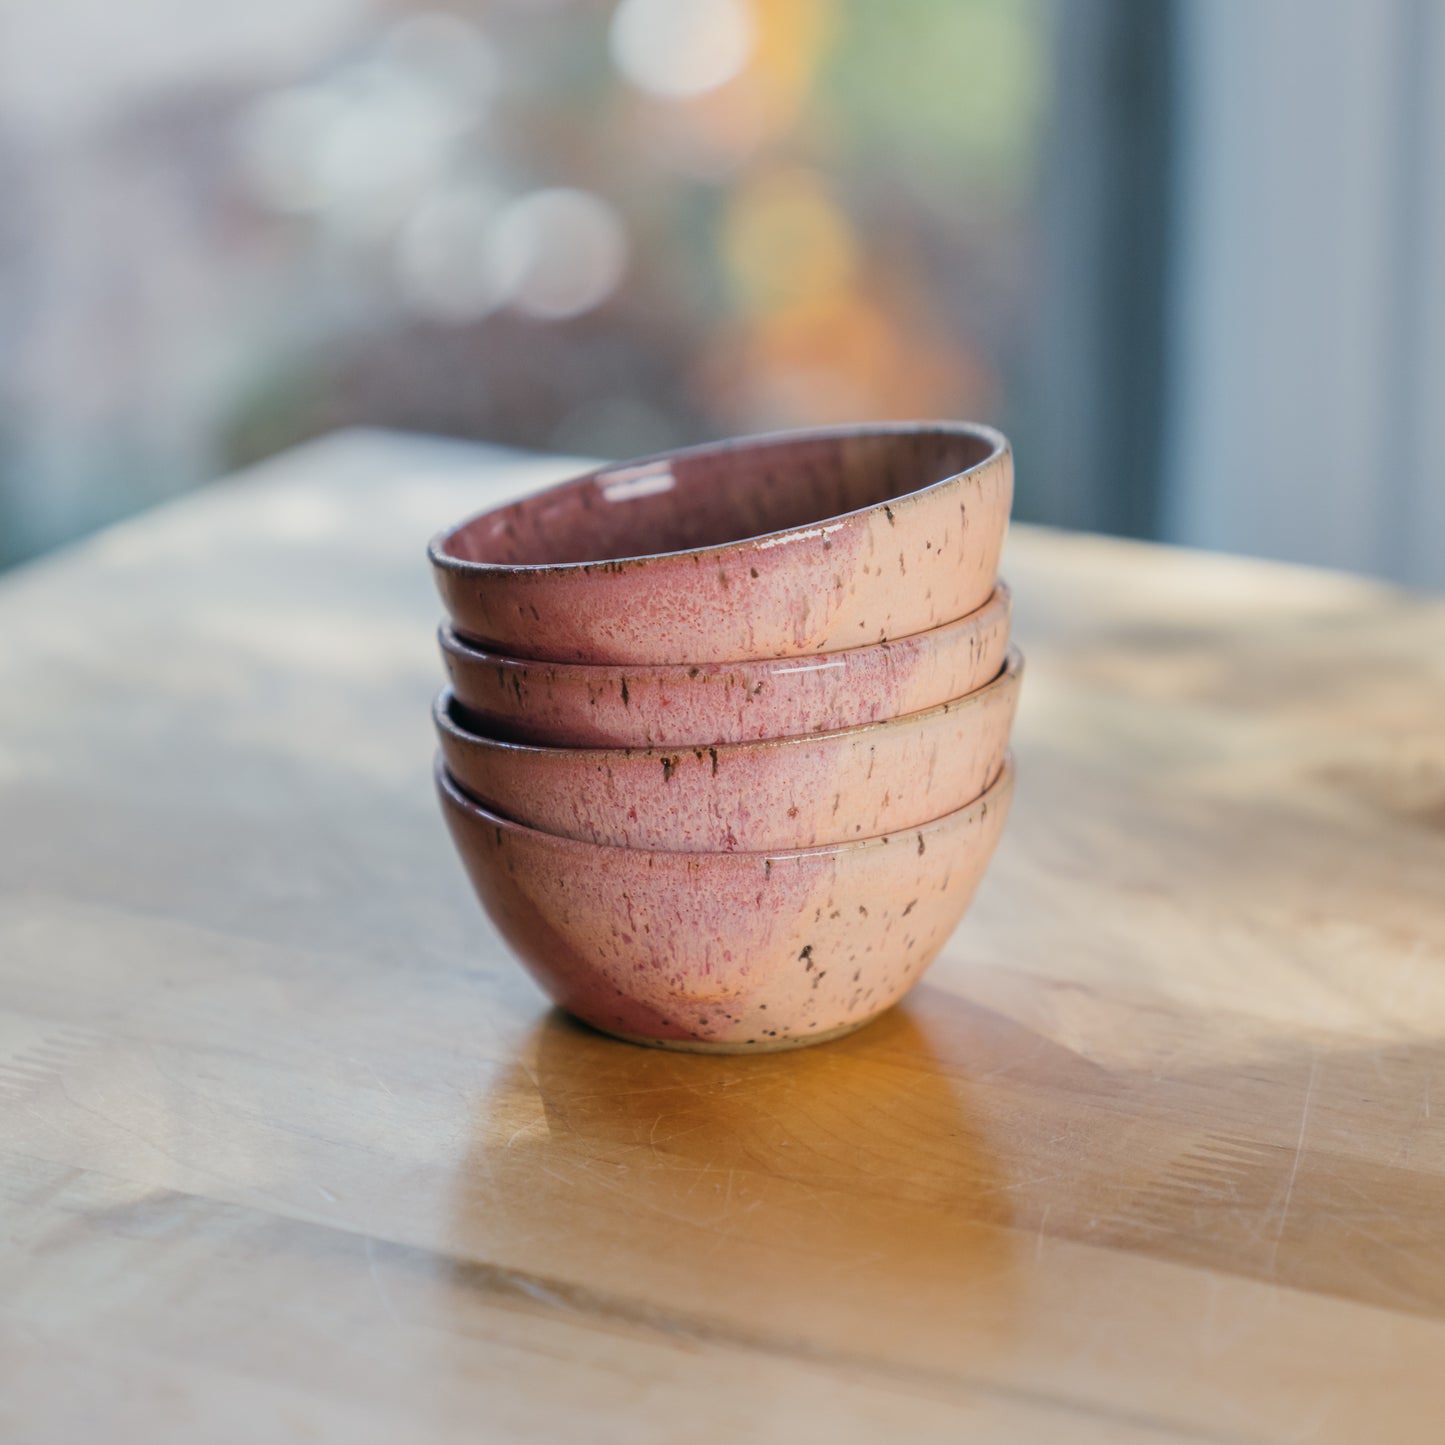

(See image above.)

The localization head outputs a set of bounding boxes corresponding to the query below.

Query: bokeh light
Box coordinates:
[235,14,493,235]
[395,184,506,323]
[721,167,859,314]
[235,84,348,214]
[487,188,628,321]
[609,0,755,101]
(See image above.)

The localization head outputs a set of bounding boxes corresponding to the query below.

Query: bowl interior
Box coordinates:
[439,425,998,569]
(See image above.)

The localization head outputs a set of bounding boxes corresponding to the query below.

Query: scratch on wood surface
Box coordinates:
[505,1108,552,1147]
[366,1063,399,1104]
[1033,1203,1052,1267]
[365,1235,403,1326]
[1271,1057,1320,1271]
[505,1273,578,1312]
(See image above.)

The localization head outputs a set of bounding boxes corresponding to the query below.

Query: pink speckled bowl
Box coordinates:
[430,421,1011,665]
[439,583,1012,749]
[436,753,1014,1051]
[434,648,1021,852]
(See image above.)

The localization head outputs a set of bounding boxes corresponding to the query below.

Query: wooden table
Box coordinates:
[3,431,1444,1444]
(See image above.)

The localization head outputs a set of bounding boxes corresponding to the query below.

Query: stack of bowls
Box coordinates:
[429,422,1021,1052]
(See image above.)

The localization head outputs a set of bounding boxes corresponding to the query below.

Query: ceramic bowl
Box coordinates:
[436,752,1014,1051]
[439,582,1012,749]
[429,421,1012,665]
[434,647,1020,851]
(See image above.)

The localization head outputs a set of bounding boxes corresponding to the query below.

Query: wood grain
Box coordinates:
[2,431,1443,1444]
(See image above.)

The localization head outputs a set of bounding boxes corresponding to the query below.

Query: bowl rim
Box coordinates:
[428,419,1010,580]
[439,580,1013,680]
[435,646,1022,765]
[436,749,1014,867]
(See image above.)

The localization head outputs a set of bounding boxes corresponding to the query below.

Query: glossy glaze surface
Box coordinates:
[437,755,1014,1050]
[430,422,1011,664]
[440,583,1012,749]
[435,649,1020,852]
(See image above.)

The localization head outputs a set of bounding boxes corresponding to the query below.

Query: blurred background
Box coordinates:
[0,0,1440,585]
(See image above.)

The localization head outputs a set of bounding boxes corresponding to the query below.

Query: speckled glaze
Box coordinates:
[430,422,1012,665]
[434,648,1021,852]
[436,753,1014,1051]
[439,583,1012,749]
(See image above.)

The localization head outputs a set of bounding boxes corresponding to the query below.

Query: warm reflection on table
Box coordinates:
[2,432,1444,1444]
